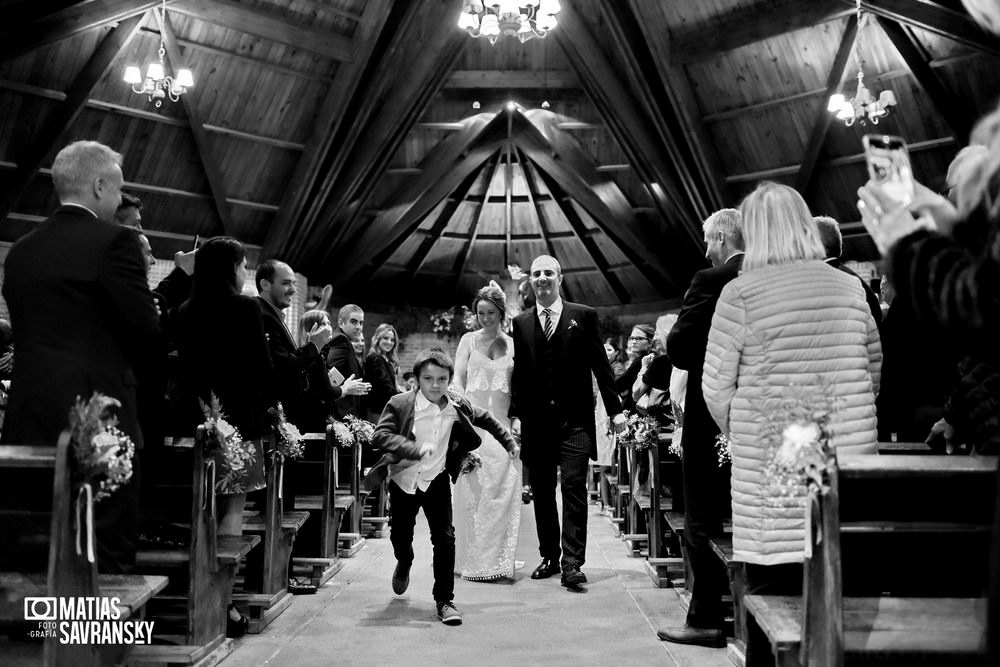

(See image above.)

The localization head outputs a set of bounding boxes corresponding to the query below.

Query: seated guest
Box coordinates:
[814,215,883,329]
[703,182,881,572]
[173,236,271,638]
[364,324,402,421]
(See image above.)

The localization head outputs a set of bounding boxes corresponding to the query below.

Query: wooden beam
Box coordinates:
[446,70,577,89]
[406,165,485,277]
[168,0,354,63]
[301,0,469,269]
[626,0,732,208]
[669,0,850,64]
[515,111,681,295]
[726,136,956,183]
[877,17,974,144]
[554,3,705,254]
[0,162,276,211]
[416,122,466,131]
[138,26,334,85]
[0,0,167,62]
[525,158,627,304]
[0,14,143,220]
[158,10,231,236]
[451,155,502,298]
[701,51,984,123]
[853,0,1000,57]
[333,116,504,287]
[261,0,392,261]
[795,15,858,193]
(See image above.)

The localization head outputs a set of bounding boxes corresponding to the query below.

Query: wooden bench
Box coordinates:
[336,439,365,558]
[285,431,351,586]
[0,435,167,667]
[742,454,995,666]
[627,435,685,587]
[608,439,631,537]
[131,428,260,665]
[236,444,309,633]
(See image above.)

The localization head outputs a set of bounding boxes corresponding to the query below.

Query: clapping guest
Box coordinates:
[605,338,626,378]
[325,304,366,418]
[703,182,880,573]
[632,315,677,420]
[364,324,402,421]
[174,237,271,638]
[616,324,654,410]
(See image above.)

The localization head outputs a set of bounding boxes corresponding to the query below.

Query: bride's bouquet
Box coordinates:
[458,451,482,475]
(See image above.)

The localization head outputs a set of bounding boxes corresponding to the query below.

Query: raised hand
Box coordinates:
[340,374,371,396]
[308,322,333,350]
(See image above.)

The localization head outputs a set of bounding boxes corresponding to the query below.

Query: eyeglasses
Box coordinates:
[627,336,649,342]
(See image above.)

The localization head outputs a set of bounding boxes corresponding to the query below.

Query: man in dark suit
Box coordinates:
[815,215,883,329]
[326,304,366,419]
[2,140,160,573]
[660,208,745,648]
[255,260,369,430]
[510,255,623,588]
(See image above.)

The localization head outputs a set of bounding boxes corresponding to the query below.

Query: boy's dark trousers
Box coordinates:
[388,471,455,602]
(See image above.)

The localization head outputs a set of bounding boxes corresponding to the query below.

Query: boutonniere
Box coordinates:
[568,319,580,330]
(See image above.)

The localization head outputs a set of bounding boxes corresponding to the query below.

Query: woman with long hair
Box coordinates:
[703,182,881,573]
[290,309,370,432]
[363,323,402,421]
[174,236,272,637]
[616,324,654,410]
[451,282,521,580]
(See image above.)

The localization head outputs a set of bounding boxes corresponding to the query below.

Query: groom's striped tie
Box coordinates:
[543,308,554,340]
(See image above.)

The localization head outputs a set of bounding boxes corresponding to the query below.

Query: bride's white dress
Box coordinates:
[453,346,521,581]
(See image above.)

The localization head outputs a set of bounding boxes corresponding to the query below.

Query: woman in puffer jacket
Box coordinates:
[703,181,882,567]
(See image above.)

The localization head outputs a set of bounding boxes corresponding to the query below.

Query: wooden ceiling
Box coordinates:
[2,0,999,308]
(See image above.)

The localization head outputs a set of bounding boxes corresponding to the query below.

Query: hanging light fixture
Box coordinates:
[828,0,897,126]
[457,0,562,45]
[123,0,194,107]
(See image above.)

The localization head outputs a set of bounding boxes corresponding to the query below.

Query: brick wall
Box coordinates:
[396,332,461,377]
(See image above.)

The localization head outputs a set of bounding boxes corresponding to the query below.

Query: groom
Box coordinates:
[510,255,624,587]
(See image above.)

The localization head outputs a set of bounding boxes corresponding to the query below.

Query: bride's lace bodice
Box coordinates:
[463,343,513,427]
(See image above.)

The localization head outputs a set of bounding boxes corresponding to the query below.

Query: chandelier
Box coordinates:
[827,0,896,126]
[458,0,562,45]
[123,0,193,107]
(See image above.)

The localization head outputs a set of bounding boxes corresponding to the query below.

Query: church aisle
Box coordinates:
[223,501,730,666]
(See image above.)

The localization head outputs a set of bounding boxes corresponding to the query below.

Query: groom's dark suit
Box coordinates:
[510,301,621,570]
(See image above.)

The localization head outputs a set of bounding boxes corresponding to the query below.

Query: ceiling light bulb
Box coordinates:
[176,69,194,88]
[123,66,142,84]
[146,62,165,81]
[827,93,845,112]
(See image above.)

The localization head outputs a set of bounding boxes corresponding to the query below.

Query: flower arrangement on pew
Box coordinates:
[715,433,732,468]
[617,410,660,452]
[68,392,135,503]
[271,402,304,461]
[759,386,840,502]
[328,418,356,448]
[344,414,375,447]
[458,451,482,475]
[199,393,256,492]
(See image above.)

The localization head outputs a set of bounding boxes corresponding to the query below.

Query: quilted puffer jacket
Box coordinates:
[703,261,882,565]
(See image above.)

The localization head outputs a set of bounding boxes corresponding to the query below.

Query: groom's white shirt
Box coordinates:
[535,296,564,332]
[390,391,456,494]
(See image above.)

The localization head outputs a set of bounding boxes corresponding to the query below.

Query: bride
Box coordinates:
[452,282,521,581]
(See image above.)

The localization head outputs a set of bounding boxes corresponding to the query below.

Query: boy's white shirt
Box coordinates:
[389,390,457,494]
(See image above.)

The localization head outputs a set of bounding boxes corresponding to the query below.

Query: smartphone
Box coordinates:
[862,134,915,206]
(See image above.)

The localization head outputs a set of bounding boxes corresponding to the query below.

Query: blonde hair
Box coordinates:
[739,182,825,272]
[950,105,1000,219]
[297,309,330,347]
[368,323,400,372]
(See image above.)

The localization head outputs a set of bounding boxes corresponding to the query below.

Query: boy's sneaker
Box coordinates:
[392,562,410,595]
[436,601,462,625]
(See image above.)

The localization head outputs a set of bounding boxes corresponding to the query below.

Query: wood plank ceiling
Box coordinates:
[2,0,1000,308]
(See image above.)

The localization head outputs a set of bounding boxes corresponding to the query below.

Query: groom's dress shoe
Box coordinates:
[530,559,560,579]
[560,566,587,587]
[656,625,725,648]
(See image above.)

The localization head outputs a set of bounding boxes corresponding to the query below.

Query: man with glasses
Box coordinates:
[660,208,745,648]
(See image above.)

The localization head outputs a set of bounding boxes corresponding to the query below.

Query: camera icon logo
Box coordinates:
[24,597,57,621]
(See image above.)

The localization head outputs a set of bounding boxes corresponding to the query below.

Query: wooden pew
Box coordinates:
[0,436,167,667]
[607,438,631,537]
[131,429,260,666]
[286,430,350,587]
[336,441,365,558]
[741,454,995,666]
[626,434,685,587]
[236,444,309,633]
